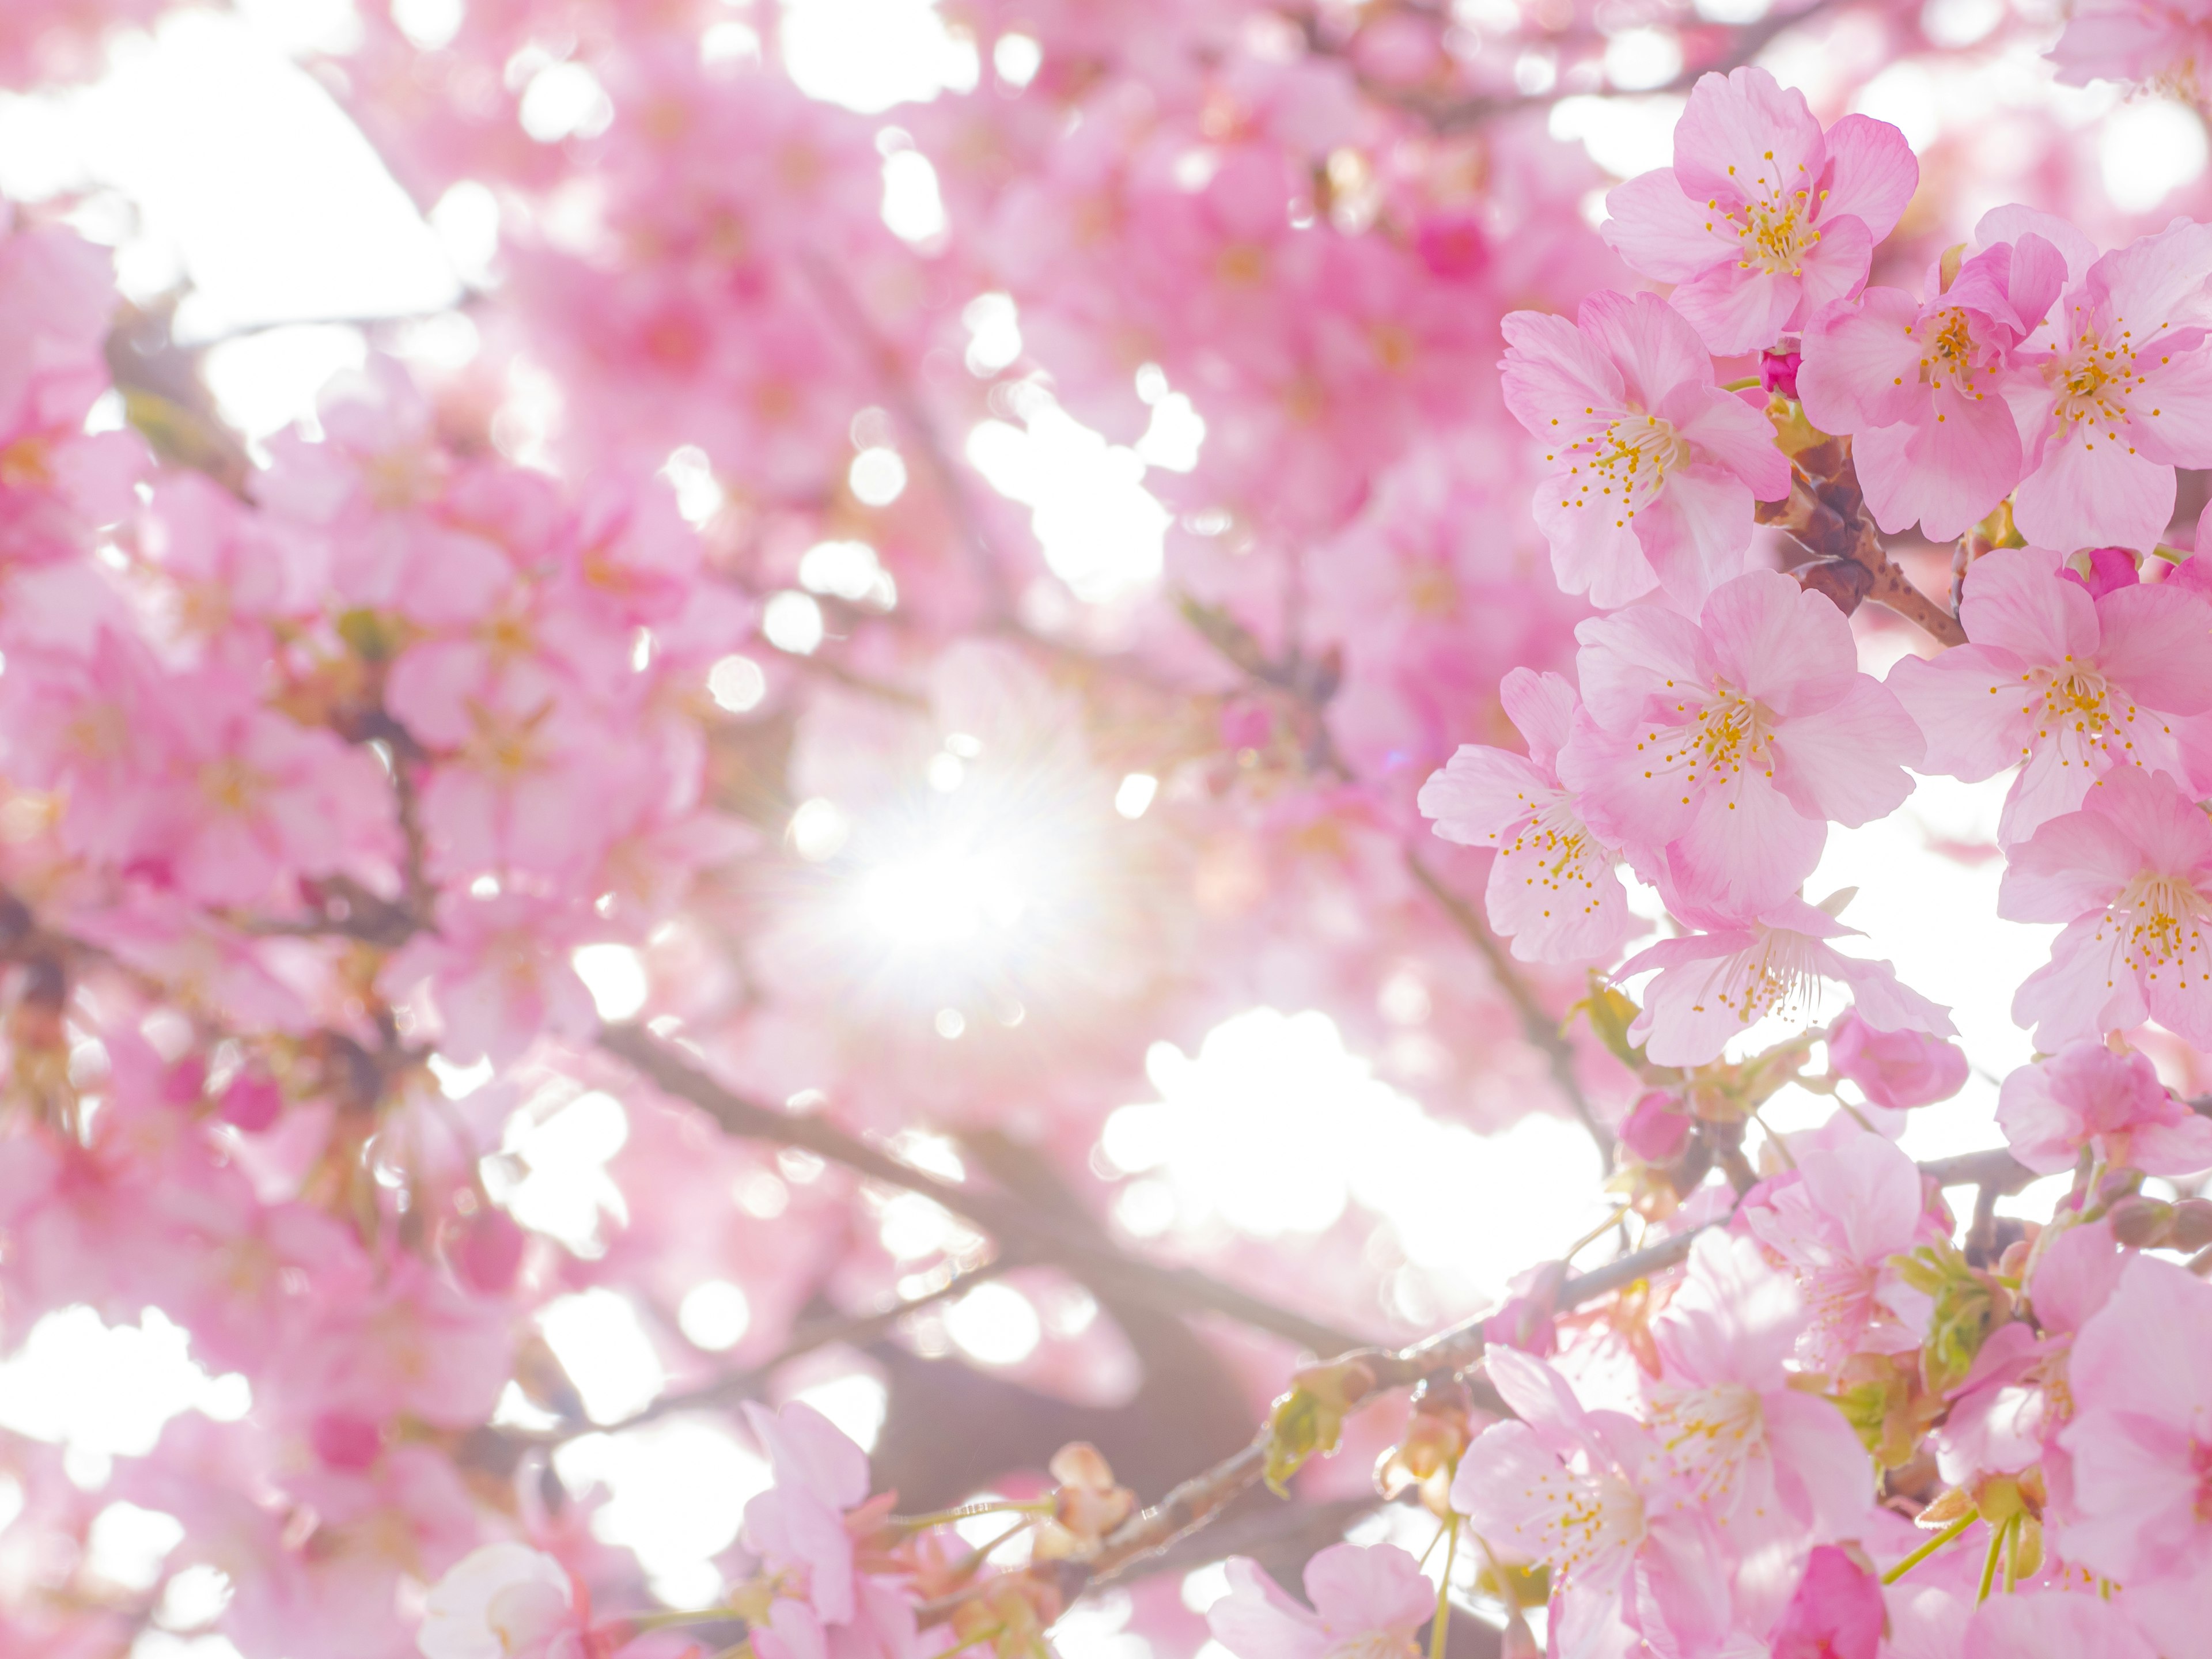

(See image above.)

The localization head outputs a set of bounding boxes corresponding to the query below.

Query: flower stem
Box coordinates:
[1882,1512,1976,1585]
[1976,1514,2013,1603]
[1429,1516,1460,1659]
[893,1498,1054,1532]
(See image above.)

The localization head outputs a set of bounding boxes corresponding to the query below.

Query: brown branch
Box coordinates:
[518,1255,1017,1444]
[1762,438,1967,647]
[1405,849,1613,1162]
[1065,1135,2024,1597]
[1310,0,1852,134]
[797,252,1017,623]
[1075,1219,1707,1588]
[597,1024,1370,1356]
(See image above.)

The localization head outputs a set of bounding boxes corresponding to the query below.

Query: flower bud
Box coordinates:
[221,1069,283,1132]
[1760,348,1802,399]
[458,1207,528,1296]
[2108,1193,2176,1249]
[310,1412,384,1471]
[2172,1198,2212,1252]
[1038,1441,1135,1559]
[1828,1012,1967,1110]
[1620,1090,1691,1166]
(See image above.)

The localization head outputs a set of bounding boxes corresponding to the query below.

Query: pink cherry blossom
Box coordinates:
[1768,1545,1885,1659]
[1603,66,1917,355]
[1501,289,1791,609]
[1827,1010,1968,1111]
[1620,1089,1693,1164]
[1452,1344,1745,1657]
[419,1543,590,1659]
[1999,765,2212,1049]
[2052,0,2212,111]
[2054,1254,2212,1658]
[1206,1542,1432,1659]
[1739,1130,1942,1372]
[1643,1232,1873,1537]
[1417,667,1635,965]
[1888,545,2212,846]
[740,1399,920,1659]
[1560,568,1922,916]
[381,892,604,1067]
[1996,1040,2212,1175]
[1619,895,1953,1068]
[1797,226,2067,541]
[2012,218,2212,554]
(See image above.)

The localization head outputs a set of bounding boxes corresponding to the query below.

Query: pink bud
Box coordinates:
[1415,213,1489,281]
[2057,546,2141,597]
[1620,1090,1692,1165]
[1828,1012,1968,1111]
[1761,348,1802,399]
[163,1055,207,1105]
[310,1412,384,1471]
[219,1071,283,1132]
[459,1208,528,1296]
[1770,1544,1884,1659]
[1483,1261,1566,1357]
[1219,702,1272,752]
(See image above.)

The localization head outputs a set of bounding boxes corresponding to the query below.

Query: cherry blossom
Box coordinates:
[419,1544,591,1659]
[1825,1011,1968,1112]
[1796,223,2067,541]
[1887,544,2212,846]
[1417,667,1635,965]
[1619,895,1953,1066]
[2011,218,2212,554]
[1642,1232,1873,1537]
[1997,1039,2212,1175]
[1501,289,1791,609]
[2054,1254,2212,1658]
[1206,1542,1432,1659]
[1603,66,1917,355]
[1738,1131,1942,1372]
[1562,568,1921,916]
[1999,765,2212,1048]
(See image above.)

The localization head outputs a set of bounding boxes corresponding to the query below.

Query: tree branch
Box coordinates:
[1762,438,1967,647]
[597,1023,1371,1355]
[1404,849,1613,1162]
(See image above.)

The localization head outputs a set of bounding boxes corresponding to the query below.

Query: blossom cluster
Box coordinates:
[0,5,2211,1659]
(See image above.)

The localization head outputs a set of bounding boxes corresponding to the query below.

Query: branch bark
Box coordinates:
[1761,437,1967,647]
[597,1023,1371,1356]
[1405,849,1613,1162]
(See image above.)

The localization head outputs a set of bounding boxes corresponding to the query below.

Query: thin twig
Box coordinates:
[1313,0,1851,135]
[1404,849,1613,1162]
[528,1255,1018,1442]
[597,1024,1370,1355]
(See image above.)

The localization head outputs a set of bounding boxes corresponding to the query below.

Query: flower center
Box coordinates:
[1907,306,1997,395]
[1649,1382,1766,1509]
[1554,412,1690,532]
[199,756,266,817]
[1730,925,1828,1024]
[1635,681,1775,804]
[2100,868,2212,980]
[1710,151,1822,276]
[2048,314,2157,443]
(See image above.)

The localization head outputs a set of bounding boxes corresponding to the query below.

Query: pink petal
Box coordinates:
[2014,429,2175,554]
[2096,583,2212,713]
[1600,167,1734,283]
[1957,546,2099,662]
[1817,113,1918,240]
